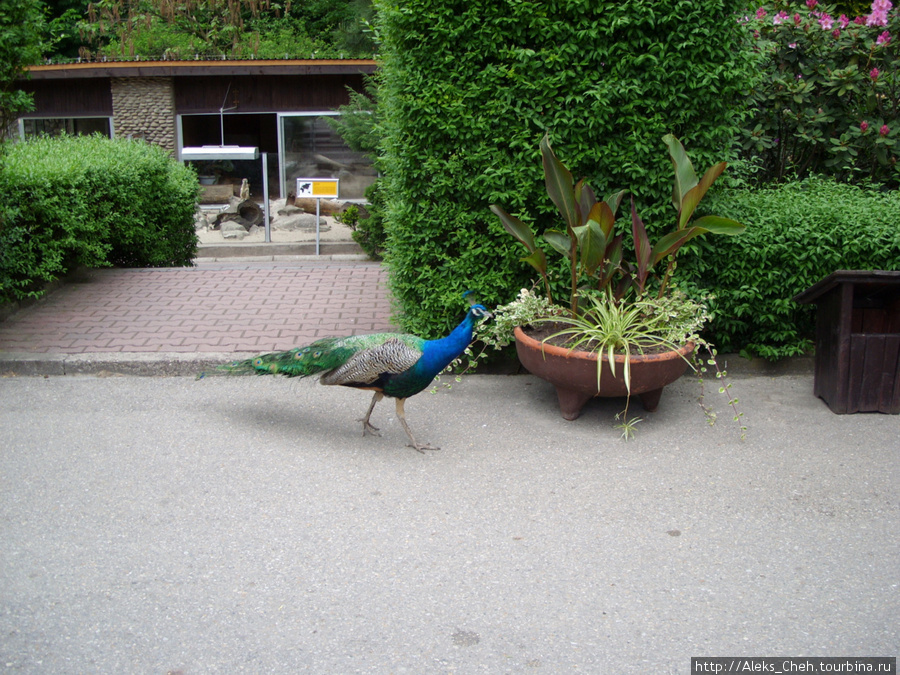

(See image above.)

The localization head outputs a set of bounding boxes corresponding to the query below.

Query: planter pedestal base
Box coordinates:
[637,387,664,413]
[514,326,693,421]
[555,388,594,421]
[554,386,664,420]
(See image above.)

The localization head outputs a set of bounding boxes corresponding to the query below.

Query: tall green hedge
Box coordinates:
[679,178,900,359]
[376,0,754,336]
[0,135,199,302]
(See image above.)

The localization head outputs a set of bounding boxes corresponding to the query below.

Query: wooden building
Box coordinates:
[16,59,378,200]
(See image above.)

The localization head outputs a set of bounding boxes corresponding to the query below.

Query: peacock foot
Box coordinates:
[408,441,440,453]
[359,419,381,437]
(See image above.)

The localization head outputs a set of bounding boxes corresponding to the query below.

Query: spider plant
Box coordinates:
[544,288,708,392]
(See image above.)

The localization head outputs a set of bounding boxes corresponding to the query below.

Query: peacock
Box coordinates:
[220,303,491,452]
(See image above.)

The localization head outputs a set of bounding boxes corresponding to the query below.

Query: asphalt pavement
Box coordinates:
[0,257,898,672]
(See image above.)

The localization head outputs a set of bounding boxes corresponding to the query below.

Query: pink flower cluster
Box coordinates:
[867,0,893,26]
[760,0,895,38]
[860,121,891,136]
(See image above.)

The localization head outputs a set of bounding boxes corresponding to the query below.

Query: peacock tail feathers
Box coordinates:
[218,333,425,380]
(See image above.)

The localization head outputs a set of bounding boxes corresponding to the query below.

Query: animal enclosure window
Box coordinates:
[280,114,376,201]
[20,117,112,138]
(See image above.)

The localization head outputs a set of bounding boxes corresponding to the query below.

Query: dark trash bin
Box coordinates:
[794,270,900,414]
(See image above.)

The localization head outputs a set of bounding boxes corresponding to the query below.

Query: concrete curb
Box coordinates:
[195,243,367,259]
[0,352,259,377]
[0,350,815,378]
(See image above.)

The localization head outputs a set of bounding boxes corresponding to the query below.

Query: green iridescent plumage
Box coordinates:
[221,333,425,382]
[219,305,491,452]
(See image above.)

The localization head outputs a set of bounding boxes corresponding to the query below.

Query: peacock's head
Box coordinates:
[468,304,492,321]
[463,291,492,321]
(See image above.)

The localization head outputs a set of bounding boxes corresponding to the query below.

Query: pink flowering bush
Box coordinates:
[742,0,899,186]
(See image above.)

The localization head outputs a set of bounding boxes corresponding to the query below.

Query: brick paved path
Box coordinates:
[0,261,396,354]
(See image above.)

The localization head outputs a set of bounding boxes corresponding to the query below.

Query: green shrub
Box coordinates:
[832,0,875,15]
[678,177,900,358]
[351,180,388,259]
[376,0,754,336]
[74,2,350,61]
[0,135,198,302]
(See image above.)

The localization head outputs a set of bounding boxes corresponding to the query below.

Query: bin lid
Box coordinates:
[794,270,900,304]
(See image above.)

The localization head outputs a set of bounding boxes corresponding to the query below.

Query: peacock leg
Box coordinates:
[359,391,384,437]
[395,398,439,453]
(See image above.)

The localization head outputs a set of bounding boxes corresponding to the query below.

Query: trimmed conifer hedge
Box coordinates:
[376,0,754,336]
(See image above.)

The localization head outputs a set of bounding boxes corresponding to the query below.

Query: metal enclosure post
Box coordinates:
[315,198,321,255]
[261,152,271,243]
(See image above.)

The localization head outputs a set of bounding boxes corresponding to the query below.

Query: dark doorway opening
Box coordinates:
[181,113,279,199]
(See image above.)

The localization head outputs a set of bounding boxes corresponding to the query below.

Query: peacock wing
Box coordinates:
[320,336,424,386]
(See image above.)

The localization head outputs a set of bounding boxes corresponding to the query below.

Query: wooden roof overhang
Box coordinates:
[25,59,378,80]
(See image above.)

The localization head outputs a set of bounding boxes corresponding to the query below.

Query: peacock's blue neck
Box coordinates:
[417,310,477,377]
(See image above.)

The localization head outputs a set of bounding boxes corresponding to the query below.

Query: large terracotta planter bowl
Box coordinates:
[514,326,695,420]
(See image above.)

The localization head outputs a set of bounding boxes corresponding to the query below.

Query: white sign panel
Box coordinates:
[296,178,340,199]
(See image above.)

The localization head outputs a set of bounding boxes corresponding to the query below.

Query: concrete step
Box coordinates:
[196,241,366,258]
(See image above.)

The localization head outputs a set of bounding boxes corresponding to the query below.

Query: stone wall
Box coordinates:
[111,77,175,153]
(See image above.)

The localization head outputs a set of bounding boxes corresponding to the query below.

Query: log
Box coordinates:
[293,197,344,216]
[213,199,264,230]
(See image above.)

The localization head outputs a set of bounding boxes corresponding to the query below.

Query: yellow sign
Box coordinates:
[296,178,340,199]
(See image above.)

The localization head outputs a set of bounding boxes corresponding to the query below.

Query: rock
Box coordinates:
[220,221,247,240]
[271,213,329,232]
[271,198,301,216]
[216,213,247,228]
[278,204,304,216]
